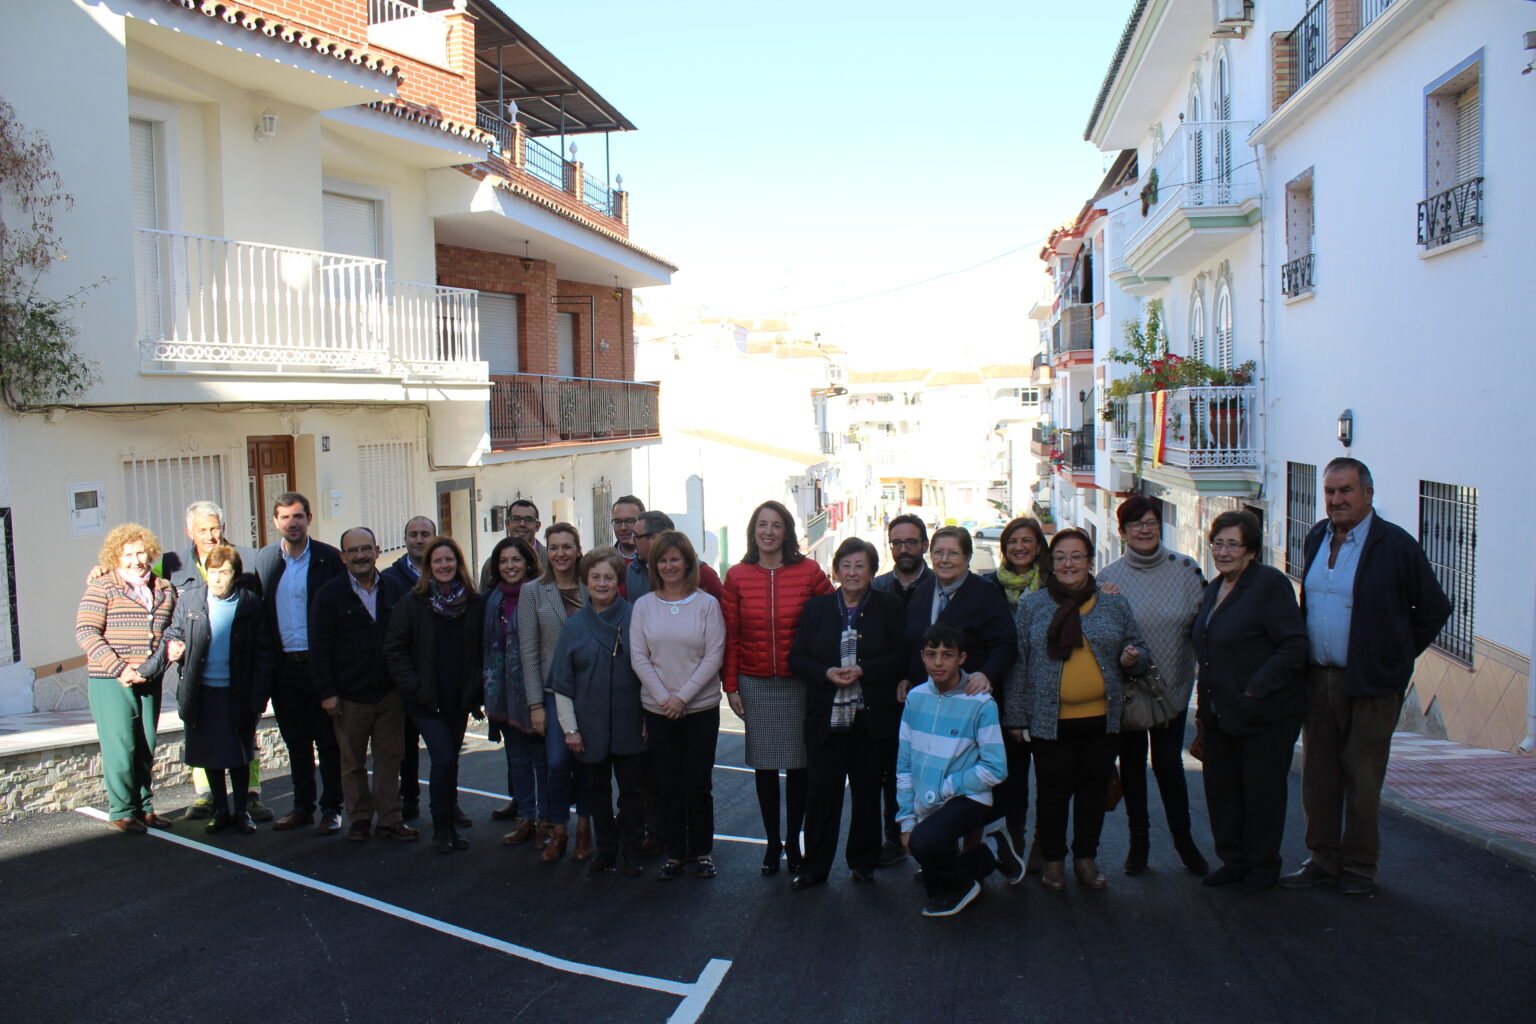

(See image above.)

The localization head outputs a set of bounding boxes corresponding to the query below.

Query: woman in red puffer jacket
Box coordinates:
[723,500,832,877]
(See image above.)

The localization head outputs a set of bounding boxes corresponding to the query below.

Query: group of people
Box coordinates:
[75,456,1450,916]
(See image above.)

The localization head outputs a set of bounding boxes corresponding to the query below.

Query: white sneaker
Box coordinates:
[921,880,981,918]
[987,827,1026,885]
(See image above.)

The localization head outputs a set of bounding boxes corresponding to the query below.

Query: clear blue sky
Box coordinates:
[500,0,1134,365]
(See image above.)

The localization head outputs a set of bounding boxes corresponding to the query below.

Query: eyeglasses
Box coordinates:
[611,517,638,528]
[1210,540,1247,552]
[509,515,537,526]
[1125,519,1160,532]
[890,538,925,550]
[1052,553,1089,565]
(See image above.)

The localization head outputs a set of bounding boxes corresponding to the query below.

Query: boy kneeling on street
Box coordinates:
[897,623,1025,917]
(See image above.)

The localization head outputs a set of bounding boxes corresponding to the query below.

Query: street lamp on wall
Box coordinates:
[1337,409,1353,448]
[255,109,278,141]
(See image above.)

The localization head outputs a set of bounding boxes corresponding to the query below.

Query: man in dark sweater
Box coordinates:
[1281,458,1451,896]
[310,527,415,841]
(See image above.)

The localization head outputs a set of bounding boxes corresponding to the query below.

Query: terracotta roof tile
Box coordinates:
[155,0,402,79]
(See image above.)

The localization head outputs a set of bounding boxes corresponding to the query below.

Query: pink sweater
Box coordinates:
[629,591,726,714]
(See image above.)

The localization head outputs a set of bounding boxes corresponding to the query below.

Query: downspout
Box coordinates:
[1520,588,1536,753]
[1254,141,1273,530]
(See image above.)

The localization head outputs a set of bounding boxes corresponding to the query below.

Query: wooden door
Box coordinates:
[246,435,295,548]
[438,491,453,538]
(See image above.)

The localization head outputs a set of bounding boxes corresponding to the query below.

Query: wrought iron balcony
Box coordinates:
[1051,306,1093,364]
[1289,1,1329,93]
[489,374,659,450]
[1059,426,1095,473]
[805,510,829,546]
[1106,387,1257,470]
[819,431,838,456]
[133,229,483,380]
[1281,253,1316,297]
[1418,177,1483,249]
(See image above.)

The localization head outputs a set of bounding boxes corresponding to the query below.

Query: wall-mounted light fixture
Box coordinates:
[255,109,278,141]
[612,276,623,301]
[520,240,534,272]
[1337,408,1353,448]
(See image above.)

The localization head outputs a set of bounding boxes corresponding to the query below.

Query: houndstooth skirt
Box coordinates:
[737,674,807,770]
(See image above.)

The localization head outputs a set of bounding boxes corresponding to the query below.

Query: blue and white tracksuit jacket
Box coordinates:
[895,675,1008,833]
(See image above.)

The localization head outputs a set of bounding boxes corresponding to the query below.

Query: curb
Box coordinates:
[1290,744,1536,875]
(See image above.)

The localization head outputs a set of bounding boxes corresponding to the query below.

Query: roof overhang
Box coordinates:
[1085,0,1212,151]
[323,105,488,168]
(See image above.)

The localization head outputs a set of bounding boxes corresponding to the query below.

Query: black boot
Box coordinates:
[1173,833,1210,877]
[1124,831,1150,875]
[433,820,457,854]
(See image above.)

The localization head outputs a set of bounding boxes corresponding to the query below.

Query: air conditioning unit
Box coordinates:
[1213,0,1254,37]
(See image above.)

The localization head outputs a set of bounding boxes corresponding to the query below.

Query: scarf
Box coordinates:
[829,591,866,730]
[1045,573,1097,661]
[429,579,469,619]
[994,562,1042,607]
[118,567,155,611]
[484,582,529,731]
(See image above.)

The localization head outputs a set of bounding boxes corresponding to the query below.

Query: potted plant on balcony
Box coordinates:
[1139,168,1160,216]
[1198,359,1254,449]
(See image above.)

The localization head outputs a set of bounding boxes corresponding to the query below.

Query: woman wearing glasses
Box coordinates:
[1191,510,1307,889]
[1097,496,1210,877]
[1004,528,1149,890]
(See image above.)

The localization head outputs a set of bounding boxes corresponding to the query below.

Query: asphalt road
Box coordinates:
[3,726,1533,1023]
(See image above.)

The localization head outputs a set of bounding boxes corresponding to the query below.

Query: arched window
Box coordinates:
[1213,53,1234,202]
[1189,290,1207,363]
[1214,280,1234,370]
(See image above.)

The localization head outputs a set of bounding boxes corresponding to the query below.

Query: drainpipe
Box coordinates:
[1520,587,1536,753]
[1254,141,1273,521]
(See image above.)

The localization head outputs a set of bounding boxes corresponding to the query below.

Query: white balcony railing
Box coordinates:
[1126,121,1258,254]
[134,229,482,380]
[1106,386,1258,470]
[367,0,450,67]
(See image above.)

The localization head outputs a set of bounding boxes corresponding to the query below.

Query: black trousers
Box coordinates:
[1032,716,1118,861]
[646,708,720,860]
[270,655,341,814]
[587,751,647,864]
[1202,716,1303,874]
[801,714,890,881]
[400,716,421,802]
[1118,708,1193,835]
[412,711,468,826]
[881,750,901,844]
[909,796,999,897]
[993,732,1032,837]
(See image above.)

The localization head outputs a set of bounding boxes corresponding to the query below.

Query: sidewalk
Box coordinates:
[1380,732,1536,872]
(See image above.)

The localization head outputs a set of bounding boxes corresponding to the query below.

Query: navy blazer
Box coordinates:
[1300,515,1451,697]
[903,571,1016,692]
[790,588,907,742]
[1192,562,1308,736]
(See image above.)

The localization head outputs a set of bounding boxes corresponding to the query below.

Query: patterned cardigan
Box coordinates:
[75,574,176,679]
[1001,587,1149,740]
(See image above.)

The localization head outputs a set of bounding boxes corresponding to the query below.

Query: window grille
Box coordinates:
[123,453,225,555]
[1419,481,1476,664]
[358,441,418,553]
[591,480,613,548]
[1286,462,1317,580]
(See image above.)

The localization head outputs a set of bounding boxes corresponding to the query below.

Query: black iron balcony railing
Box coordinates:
[489,374,659,449]
[1417,177,1483,249]
[1281,253,1316,297]
[1060,426,1095,472]
[1289,1,1329,92]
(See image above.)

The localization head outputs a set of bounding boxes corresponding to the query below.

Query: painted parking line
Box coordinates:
[74,807,731,1023]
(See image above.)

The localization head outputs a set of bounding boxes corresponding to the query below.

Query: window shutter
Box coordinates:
[322,192,380,258]
[479,293,520,374]
[1455,84,1480,185]
[358,442,418,553]
[129,118,160,230]
[557,312,576,377]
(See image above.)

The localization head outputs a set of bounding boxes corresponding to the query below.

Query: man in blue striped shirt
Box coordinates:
[897,623,1024,917]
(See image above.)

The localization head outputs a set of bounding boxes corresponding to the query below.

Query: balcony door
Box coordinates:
[480,292,521,375]
[1213,54,1234,203]
[246,435,295,548]
[130,117,165,343]
[557,312,576,377]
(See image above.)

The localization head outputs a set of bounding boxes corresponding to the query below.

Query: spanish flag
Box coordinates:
[1152,389,1167,467]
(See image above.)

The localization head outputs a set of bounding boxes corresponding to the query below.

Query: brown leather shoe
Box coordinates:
[572,817,592,861]
[347,821,371,841]
[1040,860,1067,891]
[377,822,420,841]
[140,812,175,831]
[109,816,148,834]
[532,819,554,850]
[1074,857,1107,889]
[541,824,568,863]
[272,810,315,831]
[501,818,537,846]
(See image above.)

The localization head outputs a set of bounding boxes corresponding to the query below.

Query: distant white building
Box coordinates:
[1047,0,1533,753]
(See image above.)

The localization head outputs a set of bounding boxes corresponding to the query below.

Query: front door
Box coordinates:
[246,435,295,548]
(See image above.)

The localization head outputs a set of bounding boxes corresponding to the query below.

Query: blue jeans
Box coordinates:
[502,726,549,819]
[545,710,589,823]
[412,712,467,826]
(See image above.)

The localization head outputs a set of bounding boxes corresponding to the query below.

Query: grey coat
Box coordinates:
[517,578,588,708]
[548,602,646,764]
[1002,587,1150,740]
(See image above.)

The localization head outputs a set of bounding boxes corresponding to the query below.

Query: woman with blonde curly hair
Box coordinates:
[75,523,178,833]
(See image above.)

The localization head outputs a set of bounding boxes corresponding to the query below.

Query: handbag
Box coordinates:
[1120,659,1181,732]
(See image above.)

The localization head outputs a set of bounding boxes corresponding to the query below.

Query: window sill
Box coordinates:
[1282,287,1316,305]
[1417,231,1482,260]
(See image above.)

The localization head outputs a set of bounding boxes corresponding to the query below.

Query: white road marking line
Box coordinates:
[420,779,769,846]
[73,807,731,1015]
[714,764,753,773]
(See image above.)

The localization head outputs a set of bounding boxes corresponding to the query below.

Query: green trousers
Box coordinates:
[88,676,161,820]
